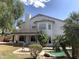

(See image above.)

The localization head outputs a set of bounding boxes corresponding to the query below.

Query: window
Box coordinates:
[39,24,46,30]
[48,24,51,30]
[31,36,36,42]
[19,35,26,42]
[76,20,79,24]
[32,26,36,28]
[48,37,51,43]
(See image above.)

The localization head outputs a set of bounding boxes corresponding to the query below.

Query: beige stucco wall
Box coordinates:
[31,15,64,37]
[30,15,65,46]
[15,14,65,46]
[17,14,64,37]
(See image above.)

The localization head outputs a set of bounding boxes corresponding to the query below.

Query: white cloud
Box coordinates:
[39,0,50,2]
[20,0,50,8]
[34,1,45,8]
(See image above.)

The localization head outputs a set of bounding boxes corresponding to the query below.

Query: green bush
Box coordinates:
[38,31,48,46]
[29,44,42,58]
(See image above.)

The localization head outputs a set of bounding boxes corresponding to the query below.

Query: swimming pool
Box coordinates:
[46,51,66,57]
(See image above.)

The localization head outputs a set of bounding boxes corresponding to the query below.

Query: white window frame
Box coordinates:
[39,23,46,30]
[48,24,51,30]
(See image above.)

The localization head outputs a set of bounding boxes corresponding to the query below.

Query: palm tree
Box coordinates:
[64,12,79,59]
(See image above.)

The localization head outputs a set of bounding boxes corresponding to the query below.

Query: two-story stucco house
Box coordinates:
[14,14,64,46]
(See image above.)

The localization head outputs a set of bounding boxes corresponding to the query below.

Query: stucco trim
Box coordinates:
[34,19,55,23]
[0,32,39,35]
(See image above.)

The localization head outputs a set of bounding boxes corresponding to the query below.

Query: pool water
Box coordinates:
[46,51,66,57]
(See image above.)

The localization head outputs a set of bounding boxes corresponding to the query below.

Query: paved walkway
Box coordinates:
[13,48,30,54]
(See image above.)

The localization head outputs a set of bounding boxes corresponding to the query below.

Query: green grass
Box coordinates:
[0,45,19,52]
[0,45,32,59]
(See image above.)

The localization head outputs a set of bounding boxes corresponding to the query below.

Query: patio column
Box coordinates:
[35,35,37,43]
[35,35,40,44]
[12,35,15,42]
[13,35,19,43]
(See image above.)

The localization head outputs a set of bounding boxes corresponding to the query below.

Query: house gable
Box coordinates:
[31,14,64,22]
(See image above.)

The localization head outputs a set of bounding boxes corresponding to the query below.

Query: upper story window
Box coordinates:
[74,19,79,24]
[48,24,51,30]
[76,20,79,24]
[32,26,36,29]
[39,24,46,30]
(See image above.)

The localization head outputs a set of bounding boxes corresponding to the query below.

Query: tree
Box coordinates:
[64,12,79,59]
[0,0,24,20]
[53,35,72,59]
[17,19,24,29]
[29,44,42,59]
[0,2,10,34]
[0,0,24,35]
[53,35,63,52]
[38,31,48,46]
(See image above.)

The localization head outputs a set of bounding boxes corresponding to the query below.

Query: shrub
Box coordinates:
[38,31,48,46]
[29,44,42,58]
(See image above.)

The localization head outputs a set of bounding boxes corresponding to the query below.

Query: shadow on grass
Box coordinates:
[24,58,33,59]
[24,58,35,59]
[2,43,28,47]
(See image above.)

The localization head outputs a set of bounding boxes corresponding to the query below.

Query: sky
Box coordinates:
[21,0,79,20]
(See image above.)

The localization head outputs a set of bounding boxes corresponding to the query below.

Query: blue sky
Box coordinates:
[21,0,79,20]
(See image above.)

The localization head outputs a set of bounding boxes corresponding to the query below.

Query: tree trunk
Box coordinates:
[12,35,15,42]
[74,46,79,59]
[72,45,77,59]
[2,29,5,41]
[2,29,4,35]
[71,43,79,59]
[60,43,72,59]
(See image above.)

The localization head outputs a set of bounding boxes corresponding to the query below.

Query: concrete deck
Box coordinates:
[13,48,30,54]
[13,47,72,55]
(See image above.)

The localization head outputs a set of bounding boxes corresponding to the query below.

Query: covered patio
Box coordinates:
[11,32,40,45]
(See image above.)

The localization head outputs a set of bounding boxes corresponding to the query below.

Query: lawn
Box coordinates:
[0,45,32,59]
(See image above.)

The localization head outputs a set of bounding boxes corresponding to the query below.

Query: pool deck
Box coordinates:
[13,47,72,55]
[43,47,72,50]
[40,47,72,56]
